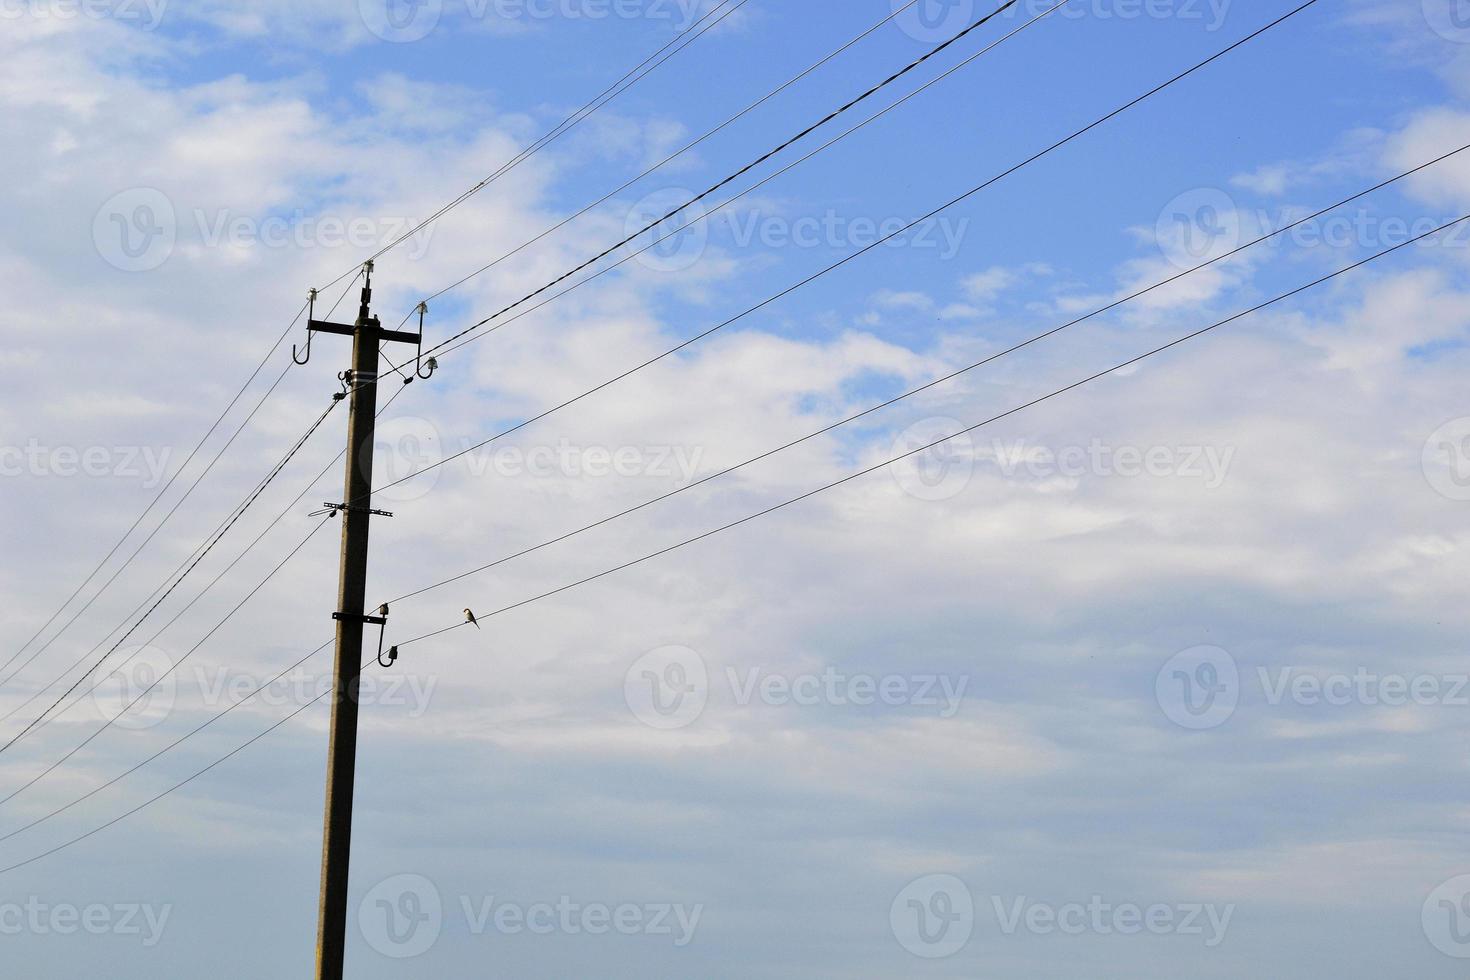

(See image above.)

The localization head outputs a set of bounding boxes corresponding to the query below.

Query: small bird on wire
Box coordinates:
[464,608,480,630]
[377,603,390,618]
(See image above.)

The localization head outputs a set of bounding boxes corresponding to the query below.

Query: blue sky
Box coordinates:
[5,0,1470,977]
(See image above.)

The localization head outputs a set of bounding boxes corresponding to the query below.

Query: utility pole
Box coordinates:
[302,261,425,980]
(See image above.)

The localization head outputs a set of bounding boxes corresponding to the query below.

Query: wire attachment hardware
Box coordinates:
[331,605,395,668]
[309,502,395,519]
[411,302,437,383]
[293,289,318,365]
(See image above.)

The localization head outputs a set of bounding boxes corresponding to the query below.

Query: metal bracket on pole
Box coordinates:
[331,610,394,673]
[310,502,395,519]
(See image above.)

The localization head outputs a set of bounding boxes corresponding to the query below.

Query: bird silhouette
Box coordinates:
[377,603,389,618]
[464,608,480,630]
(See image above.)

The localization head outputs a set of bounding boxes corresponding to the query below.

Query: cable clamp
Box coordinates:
[309,502,394,519]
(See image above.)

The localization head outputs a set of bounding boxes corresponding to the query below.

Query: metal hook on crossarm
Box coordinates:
[413,302,437,382]
[293,289,318,365]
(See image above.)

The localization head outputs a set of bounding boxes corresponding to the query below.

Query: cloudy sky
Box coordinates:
[4,0,1470,976]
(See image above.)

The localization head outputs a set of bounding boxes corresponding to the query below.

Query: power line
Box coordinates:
[376,0,1070,375]
[0,272,365,703]
[397,213,1470,643]
[0,396,345,758]
[368,0,1316,503]
[413,0,925,312]
[0,365,294,699]
[32,102,1429,820]
[0,306,305,682]
[0,382,414,814]
[0,639,334,849]
[416,0,1028,359]
[22,376,414,745]
[0,517,333,811]
[0,301,309,680]
[4,208,1457,879]
[0,666,337,878]
[386,143,1470,606]
[413,0,1071,365]
[317,0,750,294]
